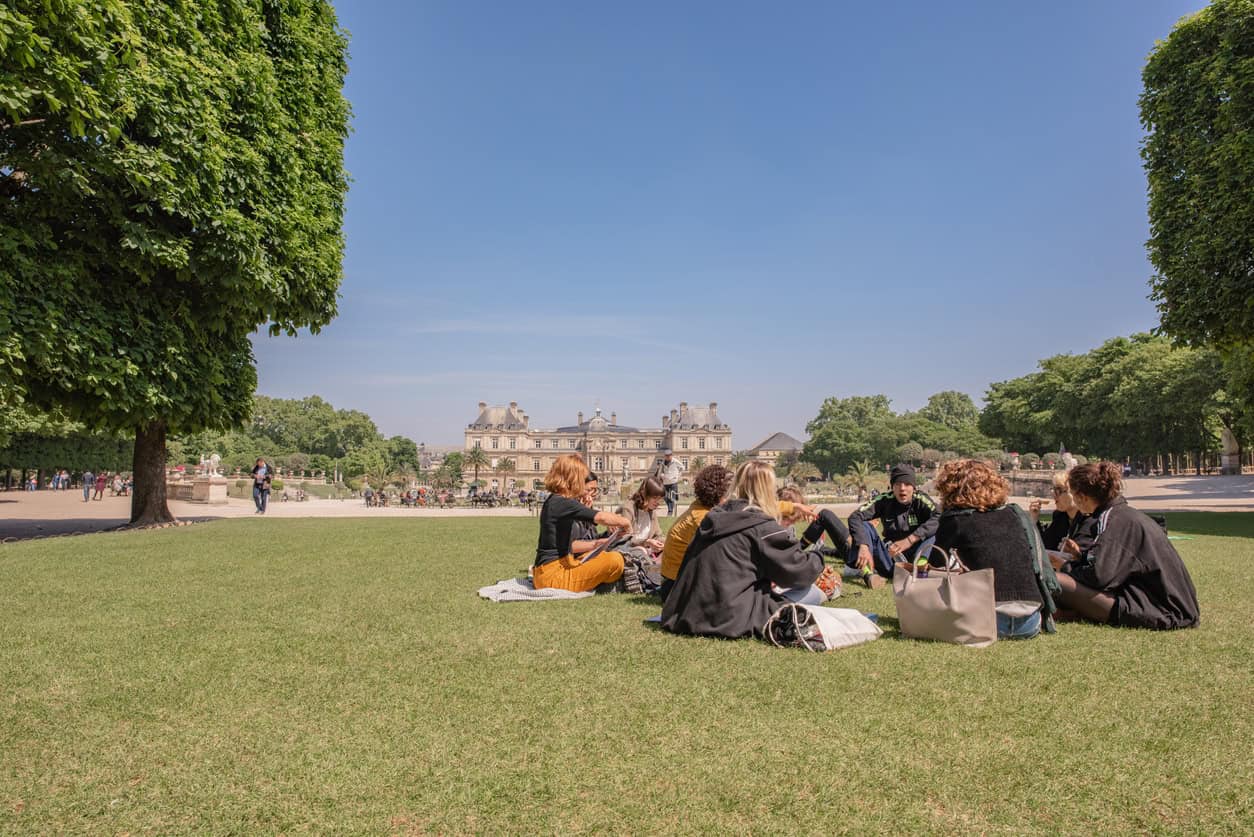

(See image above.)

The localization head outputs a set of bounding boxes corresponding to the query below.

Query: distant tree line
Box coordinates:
[1,395,422,488]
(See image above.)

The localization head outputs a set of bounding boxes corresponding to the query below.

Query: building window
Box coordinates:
[551,439,559,449]
[698,438,705,450]
[620,458,628,469]
[534,439,542,449]
[681,438,688,450]
[509,437,516,449]
[594,457,604,470]
[568,440,576,449]
[681,457,689,469]
[714,456,723,465]
[654,440,662,449]
[532,458,540,471]
[638,440,645,449]
[715,437,722,449]
[491,437,499,450]
[619,439,627,449]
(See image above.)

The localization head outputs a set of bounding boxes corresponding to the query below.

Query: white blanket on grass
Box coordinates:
[478,577,594,602]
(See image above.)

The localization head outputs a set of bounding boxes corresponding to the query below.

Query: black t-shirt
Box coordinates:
[535,493,599,566]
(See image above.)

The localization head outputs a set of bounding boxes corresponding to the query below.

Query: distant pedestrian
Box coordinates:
[93,472,107,500]
[251,458,273,514]
[651,450,683,516]
[82,470,94,502]
[26,474,37,491]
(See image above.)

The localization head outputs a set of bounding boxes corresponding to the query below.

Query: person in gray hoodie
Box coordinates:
[660,460,825,640]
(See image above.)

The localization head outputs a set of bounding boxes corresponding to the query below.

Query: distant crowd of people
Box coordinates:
[20,469,132,499]
[531,453,1200,641]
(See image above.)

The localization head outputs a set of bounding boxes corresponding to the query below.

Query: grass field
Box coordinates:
[1,514,1251,834]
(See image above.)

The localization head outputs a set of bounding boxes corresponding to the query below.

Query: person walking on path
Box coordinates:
[652,449,683,516]
[251,458,273,515]
[93,471,107,500]
[81,470,94,502]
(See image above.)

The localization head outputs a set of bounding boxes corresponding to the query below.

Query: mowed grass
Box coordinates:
[1,514,1251,834]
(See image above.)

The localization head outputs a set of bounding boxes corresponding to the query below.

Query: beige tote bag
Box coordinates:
[892,562,997,648]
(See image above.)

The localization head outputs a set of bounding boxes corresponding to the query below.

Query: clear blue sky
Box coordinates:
[252,0,1206,448]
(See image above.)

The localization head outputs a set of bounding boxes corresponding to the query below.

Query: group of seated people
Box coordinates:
[532,453,1201,641]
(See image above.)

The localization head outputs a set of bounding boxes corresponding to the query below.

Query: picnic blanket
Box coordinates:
[478,577,594,602]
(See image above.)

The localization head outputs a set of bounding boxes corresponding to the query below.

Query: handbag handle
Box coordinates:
[906,549,967,578]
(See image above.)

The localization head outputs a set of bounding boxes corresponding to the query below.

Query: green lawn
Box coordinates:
[1,514,1251,834]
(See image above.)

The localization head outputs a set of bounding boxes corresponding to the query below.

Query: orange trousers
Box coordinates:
[533,551,624,593]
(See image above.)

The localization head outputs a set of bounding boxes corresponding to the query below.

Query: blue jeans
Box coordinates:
[253,485,269,513]
[663,484,678,516]
[780,584,826,606]
[850,521,935,578]
[997,609,1041,639]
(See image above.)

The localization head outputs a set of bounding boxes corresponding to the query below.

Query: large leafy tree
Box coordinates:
[1141,0,1254,464]
[918,391,980,430]
[980,334,1241,469]
[1141,0,1254,347]
[0,1,350,524]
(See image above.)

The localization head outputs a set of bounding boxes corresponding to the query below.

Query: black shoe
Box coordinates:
[621,562,644,594]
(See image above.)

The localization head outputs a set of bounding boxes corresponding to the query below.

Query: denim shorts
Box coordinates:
[996,609,1041,640]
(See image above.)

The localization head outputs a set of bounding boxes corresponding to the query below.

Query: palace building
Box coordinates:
[463,401,733,490]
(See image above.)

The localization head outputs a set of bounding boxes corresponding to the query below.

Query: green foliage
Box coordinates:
[981,334,1243,461]
[895,441,924,465]
[1141,0,1254,348]
[918,391,980,430]
[0,0,350,468]
[802,393,999,476]
[463,446,489,484]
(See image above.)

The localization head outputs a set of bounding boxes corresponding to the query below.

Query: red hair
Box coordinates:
[544,454,588,498]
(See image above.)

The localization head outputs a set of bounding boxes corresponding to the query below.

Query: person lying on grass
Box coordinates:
[533,455,634,593]
[1053,462,1199,630]
[660,460,826,640]
[777,485,844,601]
[658,464,734,602]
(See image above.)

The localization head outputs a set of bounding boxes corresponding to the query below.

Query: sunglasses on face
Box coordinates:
[1052,487,1068,495]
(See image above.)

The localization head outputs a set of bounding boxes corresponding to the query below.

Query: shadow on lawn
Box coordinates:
[1155,511,1254,539]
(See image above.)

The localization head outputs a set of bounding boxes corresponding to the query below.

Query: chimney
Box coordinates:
[670,408,678,423]
[478,401,487,410]
[522,413,528,427]
[709,402,717,412]
[662,415,669,428]
[680,401,688,410]
[578,411,584,425]
[509,401,518,410]
[610,412,617,426]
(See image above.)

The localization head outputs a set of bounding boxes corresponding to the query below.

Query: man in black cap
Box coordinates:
[845,463,939,588]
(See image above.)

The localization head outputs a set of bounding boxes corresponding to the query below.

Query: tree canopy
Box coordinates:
[980,334,1240,465]
[1141,0,1254,348]
[0,1,350,522]
[801,392,998,476]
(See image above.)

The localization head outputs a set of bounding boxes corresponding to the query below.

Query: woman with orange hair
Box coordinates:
[533,455,634,592]
[932,458,1049,639]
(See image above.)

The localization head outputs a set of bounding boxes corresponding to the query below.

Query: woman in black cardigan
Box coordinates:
[932,459,1045,639]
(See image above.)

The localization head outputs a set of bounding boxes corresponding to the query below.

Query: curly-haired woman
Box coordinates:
[658,464,734,601]
[932,458,1046,639]
[1055,462,1199,630]
[533,455,634,592]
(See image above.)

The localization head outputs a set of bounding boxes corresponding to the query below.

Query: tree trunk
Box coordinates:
[131,420,176,525]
